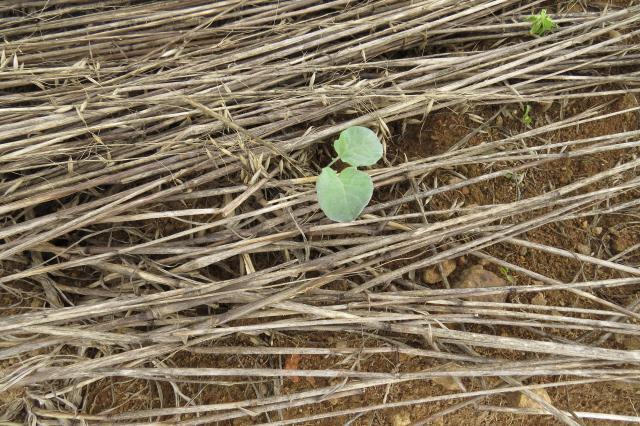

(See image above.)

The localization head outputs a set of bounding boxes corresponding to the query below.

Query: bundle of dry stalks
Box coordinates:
[1,1,640,424]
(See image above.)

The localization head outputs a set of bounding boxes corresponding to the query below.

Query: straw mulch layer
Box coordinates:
[1,1,640,424]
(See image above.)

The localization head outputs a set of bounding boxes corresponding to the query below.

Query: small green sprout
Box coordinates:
[522,105,533,126]
[528,9,556,37]
[316,126,383,222]
[499,266,515,284]
[504,171,524,185]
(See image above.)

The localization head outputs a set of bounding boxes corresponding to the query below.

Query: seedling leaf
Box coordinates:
[499,266,515,284]
[528,9,556,37]
[333,126,383,167]
[522,105,533,126]
[316,166,373,222]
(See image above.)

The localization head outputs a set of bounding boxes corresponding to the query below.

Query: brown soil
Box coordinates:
[3,2,640,423]
[74,94,640,425]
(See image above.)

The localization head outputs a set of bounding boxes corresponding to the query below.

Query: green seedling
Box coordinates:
[528,9,556,36]
[504,171,525,185]
[316,126,383,222]
[522,105,533,126]
[499,266,515,284]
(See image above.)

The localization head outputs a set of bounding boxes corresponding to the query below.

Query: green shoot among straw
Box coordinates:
[316,126,383,222]
[528,9,556,36]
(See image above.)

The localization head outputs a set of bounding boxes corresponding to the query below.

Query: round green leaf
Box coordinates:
[333,126,383,167]
[316,166,373,222]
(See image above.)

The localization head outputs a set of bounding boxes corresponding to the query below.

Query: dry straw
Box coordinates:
[1,0,640,424]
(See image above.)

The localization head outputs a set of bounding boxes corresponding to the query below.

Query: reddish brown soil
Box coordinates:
[3,1,640,420]
[75,94,640,425]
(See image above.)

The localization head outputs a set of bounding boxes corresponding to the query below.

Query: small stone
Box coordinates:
[613,233,634,254]
[531,293,547,306]
[432,376,459,391]
[461,186,470,195]
[519,246,528,256]
[422,260,457,284]
[453,265,507,303]
[580,220,589,229]
[391,412,411,426]
[512,388,552,409]
[422,269,439,284]
[575,243,591,256]
[592,227,603,236]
